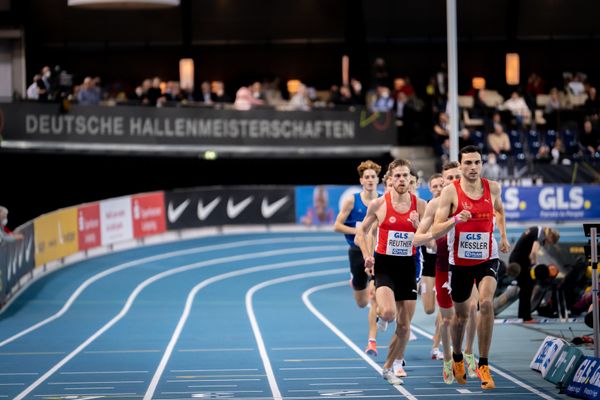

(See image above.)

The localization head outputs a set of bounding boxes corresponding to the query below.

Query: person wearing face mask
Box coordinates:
[371,86,395,113]
[0,206,23,243]
[480,153,502,181]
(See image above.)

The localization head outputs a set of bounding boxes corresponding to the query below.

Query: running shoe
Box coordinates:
[376,317,389,332]
[464,353,478,378]
[393,359,408,377]
[477,365,496,389]
[452,359,467,384]
[382,368,404,385]
[365,340,378,357]
[431,347,444,360]
[442,360,454,384]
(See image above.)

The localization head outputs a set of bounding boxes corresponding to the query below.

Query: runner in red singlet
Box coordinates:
[431,146,510,390]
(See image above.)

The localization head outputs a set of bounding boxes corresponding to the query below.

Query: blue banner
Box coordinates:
[295,185,431,226]
[566,356,600,400]
[502,185,600,221]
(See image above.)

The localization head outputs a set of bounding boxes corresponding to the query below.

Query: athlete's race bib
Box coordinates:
[386,230,414,256]
[457,232,490,260]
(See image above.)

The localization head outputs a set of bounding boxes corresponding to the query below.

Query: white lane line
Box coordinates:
[65,386,115,390]
[60,370,148,375]
[84,349,159,354]
[0,373,38,376]
[284,377,377,381]
[284,358,363,362]
[161,390,264,394]
[187,385,238,388]
[0,351,65,355]
[178,348,254,352]
[34,393,137,397]
[143,255,345,400]
[410,324,558,399]
[302,281,418,400]
[310,383,360,386]
[0,383,24,386]
[167,379,261,382]
[0,235,338,347]
[171,374,266,378]
[281,366,367,370]
[272,346,346,350]
[288,388,392,392]
[171,369,257,372]
[16,247,345,400]
[49,381,144,385]
[245,269,346,400]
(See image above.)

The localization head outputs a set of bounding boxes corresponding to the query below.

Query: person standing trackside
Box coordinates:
[334,160,382,356]
[431,145,510,390]
[358,159,426,385]
[0,206,23,243]
[509,226,560,321]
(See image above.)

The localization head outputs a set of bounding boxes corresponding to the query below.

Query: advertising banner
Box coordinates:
[165,187,295,230]
[34,207,79,266]
[0,243,7,301]
[77,203,101,250]
[132,192,166,238]
[4,222,35,296]
[530,336,561,372]
[100,197,134,245]
[566,356,600,400]
[0,103,396,155]
[502,185,600,221]
[294,185,431,226]
[545,344,584,387]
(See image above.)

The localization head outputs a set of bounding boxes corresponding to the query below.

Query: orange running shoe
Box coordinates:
[477,365,496,389]
[365,340,378,357]
[452,359,467,384]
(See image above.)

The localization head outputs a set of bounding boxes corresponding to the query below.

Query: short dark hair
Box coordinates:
[428,173,443,183]
[442,161,460,171]
[409,168,418,178]
[459,145,482,162]
[386,159,412,175]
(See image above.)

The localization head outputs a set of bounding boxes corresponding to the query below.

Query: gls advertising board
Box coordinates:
[502,185,600,221]
[165,187,295,229]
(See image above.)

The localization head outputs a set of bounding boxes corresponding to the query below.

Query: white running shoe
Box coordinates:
[430,347,444,360]
[383,368,404,385]
[376,317,389,332]
[393,359,408,377]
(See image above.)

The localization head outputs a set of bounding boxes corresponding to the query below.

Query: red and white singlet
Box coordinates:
[448,178,495,266]
[375,191,417,256]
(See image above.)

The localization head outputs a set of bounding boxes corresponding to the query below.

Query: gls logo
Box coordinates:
[393,232,409,239]
[539,187,584,210]
[465,233,482,240]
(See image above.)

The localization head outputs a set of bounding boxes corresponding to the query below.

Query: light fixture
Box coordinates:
[68,0,179,9]
[287,79,301,94]
[472,77,486,90]
[342,55,349,86]
[179,58,194,92]
[506,53,520,85]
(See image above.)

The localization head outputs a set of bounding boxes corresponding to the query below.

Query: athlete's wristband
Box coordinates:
[453,215,460,224]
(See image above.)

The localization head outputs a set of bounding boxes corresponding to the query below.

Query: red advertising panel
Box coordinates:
[132,192,166,238]
[77,203,101,250]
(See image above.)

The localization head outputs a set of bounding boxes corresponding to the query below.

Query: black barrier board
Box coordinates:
[165,187,296,229]
[0,222,34,304]
[0,242,7,303]
[0,103,395,156]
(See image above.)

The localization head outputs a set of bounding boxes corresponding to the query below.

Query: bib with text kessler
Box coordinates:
[457,232,490,260]
[386,230,414,256]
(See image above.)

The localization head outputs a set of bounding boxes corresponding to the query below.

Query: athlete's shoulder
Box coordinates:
[486,179,502,194]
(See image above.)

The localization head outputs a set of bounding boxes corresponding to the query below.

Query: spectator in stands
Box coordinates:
[333,85,355,107]
[198,81,213,104]
[212,81,232,104]
[250,81,266,103]
[481,152,502,181]
[459,128,475,148]
[289,83,311,111]
[147,77,163,106]
[550,137,566,165]
[567,72,586,95]
[535,144,552,163]
[371,85,394,113]
[233,86,264,110]
[26,74,44,100]
[350,78,365,105]
[433,112,449,148]
[76,77,101,105]
[395,91,408,121]
[301,186,334,226]
[525,72,545,109]
[584,87,599,121]
[544,88,562,114]
[501,91,531,127]
[0,206,23,243]
[581,119,600,157]
[487,122,511,156]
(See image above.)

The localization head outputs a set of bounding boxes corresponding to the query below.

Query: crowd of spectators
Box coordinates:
[22,61,600,172]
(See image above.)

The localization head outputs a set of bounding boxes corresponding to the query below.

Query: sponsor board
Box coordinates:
[165,187,295,229]
[34,207,78,266]
[132,192,166,238]
[78,203,101,250]
[0,222,35,302]
[100,197,134,245]
[530,336,562,372]
[545,344,584,387]
[566,356,600,400]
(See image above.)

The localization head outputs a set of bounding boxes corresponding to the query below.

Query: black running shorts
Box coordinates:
[374,252,417,301]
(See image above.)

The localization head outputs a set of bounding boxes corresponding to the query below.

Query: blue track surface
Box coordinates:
[0,231,574,399]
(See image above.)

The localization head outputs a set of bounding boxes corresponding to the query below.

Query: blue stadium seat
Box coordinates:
[509,130,524,152]
[471,130,486,152]
[527,130,542,155]
[544,130,557,148]
[561,129,581,158]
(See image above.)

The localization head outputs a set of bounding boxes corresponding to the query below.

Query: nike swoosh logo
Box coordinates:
[168,199,190,223]
[261,196,289,218]
[227,196,254,219]
[197,197,221,220]
[25,237,33,262]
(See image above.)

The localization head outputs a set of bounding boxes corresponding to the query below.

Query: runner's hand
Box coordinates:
[408,210,420,228]
[500,237,511,253]
[364,256,375,276]
[455,210,471,223]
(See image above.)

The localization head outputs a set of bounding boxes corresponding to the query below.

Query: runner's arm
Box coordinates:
[492,181,510,253]
[333,195,355,235]
[413,199,436,247]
